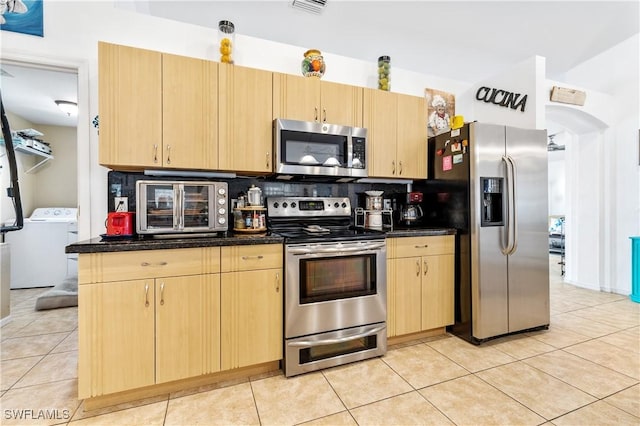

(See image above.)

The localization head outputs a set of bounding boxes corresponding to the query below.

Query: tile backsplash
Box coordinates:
[108,171,410,219]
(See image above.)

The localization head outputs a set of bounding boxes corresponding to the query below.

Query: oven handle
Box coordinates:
[288,325,386,348]
[287,242,386,255]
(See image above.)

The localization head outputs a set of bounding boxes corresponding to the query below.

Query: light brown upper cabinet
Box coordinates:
[364,89,428,179]
[98,42,162,169]
[98,42,218,170]
[273,73,363,127]
[218,64,273,174]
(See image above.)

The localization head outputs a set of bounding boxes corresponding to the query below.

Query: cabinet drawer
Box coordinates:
[221,244,282,272]
[388,235,454,258]
[79,247,220,284]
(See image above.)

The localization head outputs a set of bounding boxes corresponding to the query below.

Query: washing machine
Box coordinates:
[5,207,78,289]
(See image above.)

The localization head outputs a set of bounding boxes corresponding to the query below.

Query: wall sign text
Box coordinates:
[475,86,528,112]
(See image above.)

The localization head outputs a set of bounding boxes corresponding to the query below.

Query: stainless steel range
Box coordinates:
[268,196,387,377]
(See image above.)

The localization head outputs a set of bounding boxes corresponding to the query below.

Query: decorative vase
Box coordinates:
[301,49,325,78]
[218,20,235,64]
[378,56,390,91]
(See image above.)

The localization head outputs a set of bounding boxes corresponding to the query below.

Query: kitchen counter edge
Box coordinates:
[66,228,456,254]
[66,233,285,254]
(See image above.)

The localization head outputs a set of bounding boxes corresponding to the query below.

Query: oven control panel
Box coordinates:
[267,197,351,217]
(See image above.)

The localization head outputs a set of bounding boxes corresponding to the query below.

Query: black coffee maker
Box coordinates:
[397,192,424,226]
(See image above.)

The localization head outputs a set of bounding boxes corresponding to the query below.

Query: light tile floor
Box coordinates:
[1,255,638,425]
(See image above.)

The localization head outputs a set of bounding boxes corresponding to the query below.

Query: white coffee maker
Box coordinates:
[355,191,393,230]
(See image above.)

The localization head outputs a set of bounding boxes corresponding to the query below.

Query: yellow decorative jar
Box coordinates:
[218,20,235,64]
[301,49,325,78]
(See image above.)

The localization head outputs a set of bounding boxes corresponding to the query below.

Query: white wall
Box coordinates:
[547,148,566,216]
[33,124,77,209]
[461,56,546,129]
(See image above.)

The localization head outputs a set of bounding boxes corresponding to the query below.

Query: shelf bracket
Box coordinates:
[25,156,53,174]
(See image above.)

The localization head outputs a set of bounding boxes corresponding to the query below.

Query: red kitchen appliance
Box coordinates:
[105,212,135,236]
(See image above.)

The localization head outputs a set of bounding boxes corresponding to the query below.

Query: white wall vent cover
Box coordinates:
[291,0,327,14]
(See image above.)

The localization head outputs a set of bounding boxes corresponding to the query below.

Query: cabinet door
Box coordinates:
[421,254,455,330]
[78,280,155,398]
[272,73,320,122]
[397,94,427,179]
[163,54,218,170]
[219,64,273,173]
[155,274,221,383]
[221,269,282,370]
[320,81,363,127]
[389,257,422,335]
[98,42,162,168]
[363,88,398,178]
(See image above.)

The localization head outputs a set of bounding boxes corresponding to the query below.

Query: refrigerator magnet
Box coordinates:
[451,128,461,137]
[453,154,463,164]
[442,155,453,171]
[451,140,462,152]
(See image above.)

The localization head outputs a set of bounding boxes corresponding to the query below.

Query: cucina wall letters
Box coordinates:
[475,86,527,112]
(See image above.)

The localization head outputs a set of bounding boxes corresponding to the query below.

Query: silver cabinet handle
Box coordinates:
[275,272,280,292]
[424,260,428,276]
[416,260,420,276]
[414,244,429,249]
[141,261,168,267]
[322,108,327,123]
[144,283,149,307]
[392,160,396,175]
[289,326,386,348]
[153,144,158,163]
[160,282,165,305]
[266,151,270,169]
[399,161,403,175]
[241,255,264,260]
[166,145,171,165]
[314,107,318,122]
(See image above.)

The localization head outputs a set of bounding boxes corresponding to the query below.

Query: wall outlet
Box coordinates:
[115,197,128,212]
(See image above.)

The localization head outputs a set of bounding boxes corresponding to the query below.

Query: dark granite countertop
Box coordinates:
[66,228,455,254]
[66,232,285,254]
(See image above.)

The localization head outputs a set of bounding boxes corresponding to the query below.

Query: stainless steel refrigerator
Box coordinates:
[423,122,549,343]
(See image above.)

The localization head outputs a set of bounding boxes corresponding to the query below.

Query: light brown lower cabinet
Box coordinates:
[78,244,282,400]
[387,235,455,337]
[220,244,283,370]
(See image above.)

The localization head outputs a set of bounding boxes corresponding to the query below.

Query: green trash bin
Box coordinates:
[631,237,640,303]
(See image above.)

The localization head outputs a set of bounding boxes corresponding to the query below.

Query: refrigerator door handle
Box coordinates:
[507,155,518,255]
[501,156,514,255]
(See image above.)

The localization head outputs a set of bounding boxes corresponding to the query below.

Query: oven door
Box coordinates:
[285,240,387,338]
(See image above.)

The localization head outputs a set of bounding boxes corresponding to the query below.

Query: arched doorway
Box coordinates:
[546,105,609,291]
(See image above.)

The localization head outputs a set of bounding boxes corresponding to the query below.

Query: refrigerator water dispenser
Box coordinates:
[480,177,503,226]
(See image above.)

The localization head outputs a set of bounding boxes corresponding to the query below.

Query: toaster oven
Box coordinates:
[136,180,228,234]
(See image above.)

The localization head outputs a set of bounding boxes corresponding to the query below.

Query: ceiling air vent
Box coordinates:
[291,0,327,14]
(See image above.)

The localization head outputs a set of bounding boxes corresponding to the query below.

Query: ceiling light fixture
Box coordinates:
[55,100,77,116]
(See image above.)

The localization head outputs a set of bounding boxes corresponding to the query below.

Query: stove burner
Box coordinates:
[267,196,387,243]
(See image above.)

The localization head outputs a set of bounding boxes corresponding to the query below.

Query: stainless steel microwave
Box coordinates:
[274,118,368,179]
[136,180,228,234]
